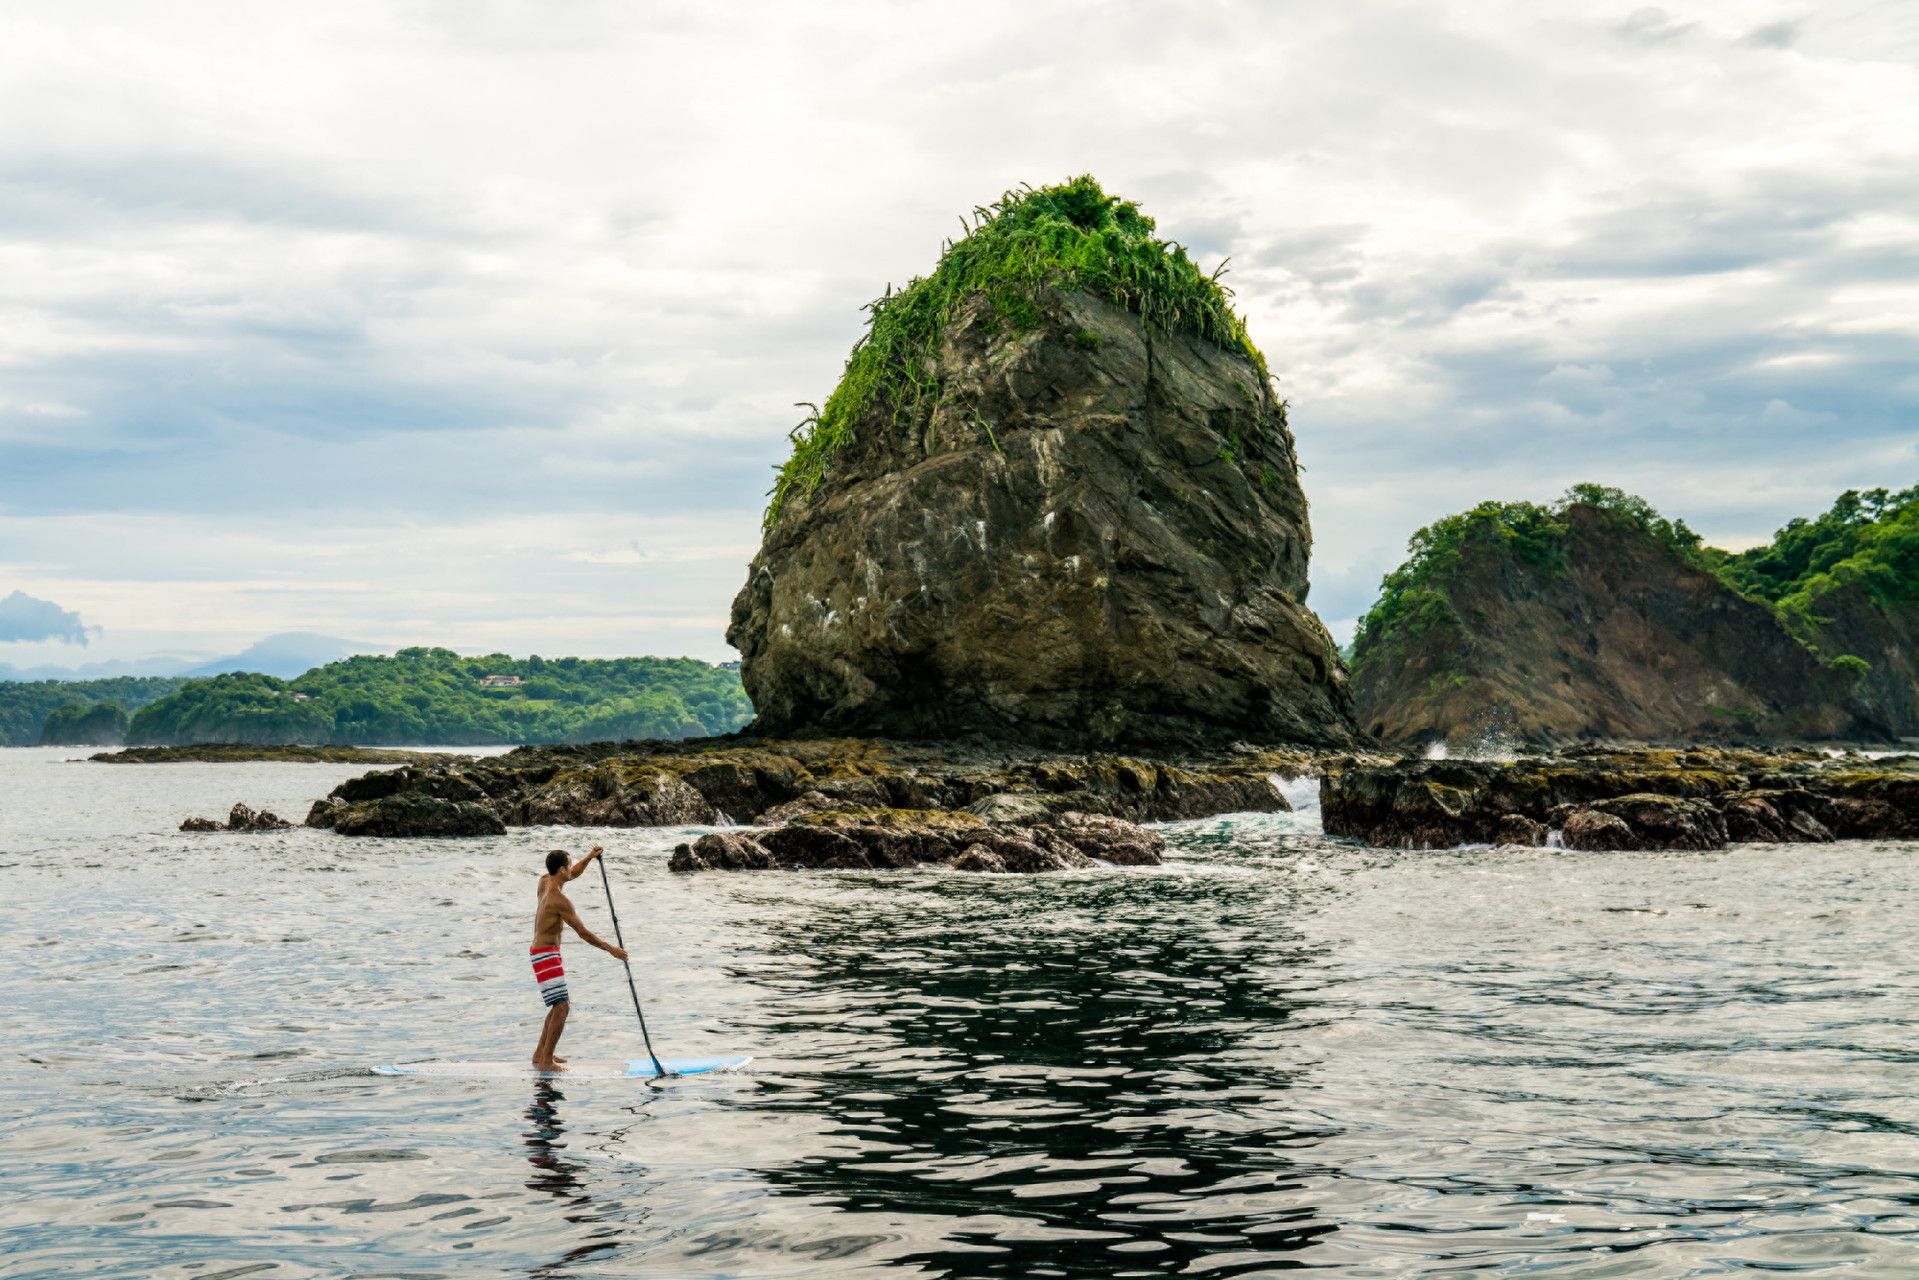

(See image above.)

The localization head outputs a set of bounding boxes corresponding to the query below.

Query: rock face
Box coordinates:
[669,806,1166,874]
[1320,748,1919,850]
[728,285,1356,750]
[1805,583,1919,739]
[1351,503,1877,750]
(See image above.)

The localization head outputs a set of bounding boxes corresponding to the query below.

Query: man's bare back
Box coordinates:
[532,845,627,954]
[528,845,627,1071]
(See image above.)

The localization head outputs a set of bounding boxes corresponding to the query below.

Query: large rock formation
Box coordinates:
[1349,495,1886,749]
[728,180,1355,749]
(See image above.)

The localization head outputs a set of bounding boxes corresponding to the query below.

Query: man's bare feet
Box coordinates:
[531,1057,565,1072]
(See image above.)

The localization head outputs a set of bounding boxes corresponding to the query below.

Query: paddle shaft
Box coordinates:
[595,854,671,1078]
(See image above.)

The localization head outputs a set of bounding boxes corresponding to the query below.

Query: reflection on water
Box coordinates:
[524,1081,586,1201]
[1,748,1917,1277]
[738,877,1339,1276]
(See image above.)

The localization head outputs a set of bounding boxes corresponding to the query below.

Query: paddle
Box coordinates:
[596,852,672,1079]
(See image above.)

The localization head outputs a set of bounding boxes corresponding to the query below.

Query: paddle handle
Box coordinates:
[597,853,671,1078]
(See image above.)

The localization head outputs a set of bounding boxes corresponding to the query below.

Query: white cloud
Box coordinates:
[0,0,1913,658]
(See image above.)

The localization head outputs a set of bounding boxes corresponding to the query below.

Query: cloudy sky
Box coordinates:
[2,0,1914,673]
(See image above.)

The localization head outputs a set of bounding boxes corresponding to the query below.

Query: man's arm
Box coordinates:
[562,845,605,882]
[560,897,627,960]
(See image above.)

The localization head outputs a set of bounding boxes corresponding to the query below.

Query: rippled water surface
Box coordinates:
[4,748,1918,1277]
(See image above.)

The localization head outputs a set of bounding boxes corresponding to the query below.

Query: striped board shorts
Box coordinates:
[530,946,568,1007]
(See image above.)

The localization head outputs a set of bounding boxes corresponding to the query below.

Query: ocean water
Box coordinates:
[3,747,1917,1278]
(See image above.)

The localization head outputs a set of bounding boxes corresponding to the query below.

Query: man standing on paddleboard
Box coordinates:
[530,845,627,1071]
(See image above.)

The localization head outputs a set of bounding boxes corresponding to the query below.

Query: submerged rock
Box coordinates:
[1494,813,1548,847]
[227,803,293,832]
[179,803,294,833]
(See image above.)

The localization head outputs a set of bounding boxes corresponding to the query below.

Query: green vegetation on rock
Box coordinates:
[126,648,751,747]
[0,676,185,747]
[1351,498,1566,670]
[1715,485,1919,637]
[1351,484,1713,673]
[767,175,1268,527]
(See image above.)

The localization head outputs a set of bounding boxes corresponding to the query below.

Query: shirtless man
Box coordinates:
[530,845,627,1071]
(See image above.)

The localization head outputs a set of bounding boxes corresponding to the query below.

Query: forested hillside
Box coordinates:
[0,677,186,746]
[125,648,752,746]
[1348,483,1919,747]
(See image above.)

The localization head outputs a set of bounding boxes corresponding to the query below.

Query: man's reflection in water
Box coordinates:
[524,1080,588,1202]
[525,1081,635,1279]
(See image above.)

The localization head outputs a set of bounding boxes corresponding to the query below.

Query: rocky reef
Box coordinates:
[308,738,1313,830]
[1321,747,1919,850]
[106,744,459,765]
[303,735,1326,870]
[727,177,1355,751]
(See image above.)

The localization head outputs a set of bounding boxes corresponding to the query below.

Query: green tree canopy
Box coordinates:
[126,649,752,747]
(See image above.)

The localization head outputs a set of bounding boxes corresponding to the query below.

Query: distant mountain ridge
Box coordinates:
[0,631,385,682]
[179,632,386,679]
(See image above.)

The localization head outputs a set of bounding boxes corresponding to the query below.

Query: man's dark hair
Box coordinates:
[545,849,570,875]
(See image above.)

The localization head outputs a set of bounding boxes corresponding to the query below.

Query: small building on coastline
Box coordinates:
[478,674,524,688]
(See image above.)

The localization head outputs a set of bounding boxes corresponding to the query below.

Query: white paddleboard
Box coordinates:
[373,1055,750,1080]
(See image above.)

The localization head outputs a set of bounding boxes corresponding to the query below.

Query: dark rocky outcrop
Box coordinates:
[670,805,1167,874]
[669,831,777,872]
[728,285,1355,750]
[179,802,294,833]
[1351,502,1877,750]
[1321,747,1919,850]
[309,793,506,838]
[310,737,1316,838]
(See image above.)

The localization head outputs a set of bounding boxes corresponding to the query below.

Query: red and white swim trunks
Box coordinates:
[530,946,568,1007]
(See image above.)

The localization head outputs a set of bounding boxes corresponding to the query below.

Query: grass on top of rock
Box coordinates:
[765,175,1270,528]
